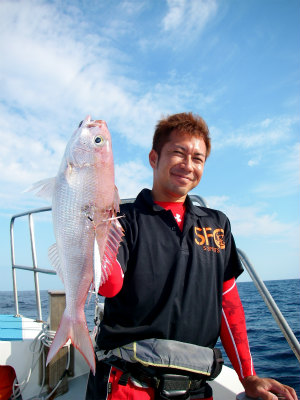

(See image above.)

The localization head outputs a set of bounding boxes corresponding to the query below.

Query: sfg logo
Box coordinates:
[194,227,225,253]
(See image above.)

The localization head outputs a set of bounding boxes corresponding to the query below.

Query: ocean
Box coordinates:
[1,279,299,396]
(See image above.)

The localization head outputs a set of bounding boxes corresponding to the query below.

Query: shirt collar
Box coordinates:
[136,189,208,217]
[185,194,208,217]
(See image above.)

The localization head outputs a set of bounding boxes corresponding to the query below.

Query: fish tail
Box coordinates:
[46,309,96,375]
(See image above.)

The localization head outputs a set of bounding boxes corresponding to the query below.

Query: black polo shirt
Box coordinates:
[97,189,243,350]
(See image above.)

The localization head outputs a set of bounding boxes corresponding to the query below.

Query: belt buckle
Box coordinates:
[159,374,190,398]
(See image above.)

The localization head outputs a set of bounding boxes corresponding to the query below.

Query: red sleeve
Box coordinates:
[98,259,124,298]
[220,278,256,380]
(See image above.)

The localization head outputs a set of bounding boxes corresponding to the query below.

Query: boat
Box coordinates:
[1,196,299,399]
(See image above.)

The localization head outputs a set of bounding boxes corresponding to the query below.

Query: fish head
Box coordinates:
[65,116,113,168]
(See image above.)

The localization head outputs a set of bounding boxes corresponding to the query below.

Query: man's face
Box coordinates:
[149,130,207,202]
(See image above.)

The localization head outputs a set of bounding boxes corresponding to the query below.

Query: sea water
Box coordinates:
[0,279,299,396]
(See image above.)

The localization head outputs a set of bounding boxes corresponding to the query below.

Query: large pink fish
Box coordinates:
[32,116,123,374]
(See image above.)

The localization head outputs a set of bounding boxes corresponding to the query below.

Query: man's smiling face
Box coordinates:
[149,129,207,202]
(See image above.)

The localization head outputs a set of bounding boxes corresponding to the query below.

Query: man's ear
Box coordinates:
[149,149,158,169]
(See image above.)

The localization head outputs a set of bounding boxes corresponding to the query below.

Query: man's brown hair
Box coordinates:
[152,112,211,159]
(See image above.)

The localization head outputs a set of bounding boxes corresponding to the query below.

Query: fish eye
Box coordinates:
[94,135,104,146]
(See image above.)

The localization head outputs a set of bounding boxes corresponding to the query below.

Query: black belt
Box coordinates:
[157,374,205,399]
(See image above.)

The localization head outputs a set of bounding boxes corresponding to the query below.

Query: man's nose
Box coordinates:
[181,155,193,171]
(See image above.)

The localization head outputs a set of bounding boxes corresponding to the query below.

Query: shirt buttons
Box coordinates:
[171,226,176,231]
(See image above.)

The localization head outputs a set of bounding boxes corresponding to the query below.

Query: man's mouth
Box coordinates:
[171,172,192,183]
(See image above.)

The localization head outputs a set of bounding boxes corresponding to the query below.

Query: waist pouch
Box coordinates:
[96,338,223,399]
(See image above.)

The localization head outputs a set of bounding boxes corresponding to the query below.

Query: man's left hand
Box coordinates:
[241,375,298,400]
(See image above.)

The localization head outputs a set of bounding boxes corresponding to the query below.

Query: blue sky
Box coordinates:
[0,0,299,291]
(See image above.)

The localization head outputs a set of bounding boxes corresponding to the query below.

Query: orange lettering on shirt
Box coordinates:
[194,227,205,245]
[203,227,213,245]
[213,228,225,249]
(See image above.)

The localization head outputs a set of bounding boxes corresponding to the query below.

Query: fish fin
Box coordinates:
[64,162,76,185]
[93,237,102,295]
[48,243,64,284]
[46,309,96,375]
[99,219,124,288]
[113,186,121,213]
[24,177,56,200]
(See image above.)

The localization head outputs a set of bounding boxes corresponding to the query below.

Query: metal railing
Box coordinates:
[9,195,300,363]
[10,206,54,321]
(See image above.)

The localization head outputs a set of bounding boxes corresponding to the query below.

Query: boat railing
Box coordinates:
[10,206,53,322]
[9,196,300,363]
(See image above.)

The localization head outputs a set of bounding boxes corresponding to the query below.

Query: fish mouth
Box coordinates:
[86,120,105,128]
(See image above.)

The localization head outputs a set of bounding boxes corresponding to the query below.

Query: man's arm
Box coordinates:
[221,278,297,400]
[221,278,254,379]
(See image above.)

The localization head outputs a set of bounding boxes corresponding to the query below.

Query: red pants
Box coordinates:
[108,368,213,400]
[108,368,154,399]
[85,362,213,400]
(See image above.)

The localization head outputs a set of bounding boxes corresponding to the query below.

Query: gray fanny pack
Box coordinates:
[96,338,223,381]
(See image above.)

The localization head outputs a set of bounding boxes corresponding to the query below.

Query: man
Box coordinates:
[86,113,297,400]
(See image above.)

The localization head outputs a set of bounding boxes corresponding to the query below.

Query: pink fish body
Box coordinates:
[32,116,123,374]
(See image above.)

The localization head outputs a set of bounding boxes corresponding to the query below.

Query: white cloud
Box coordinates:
[0,106,66,185]
[204,195,229,210]
[260,118,272,128]
[205,195,297,242]
[211,116,299,150]
[162,0,217,40]
[247,159,259,167]
[0,3,129,121]
[163,0,184,30]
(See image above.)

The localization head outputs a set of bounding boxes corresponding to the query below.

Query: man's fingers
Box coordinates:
[270,385,298,400]
[245,382,298,400]
[242,376,298,400]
